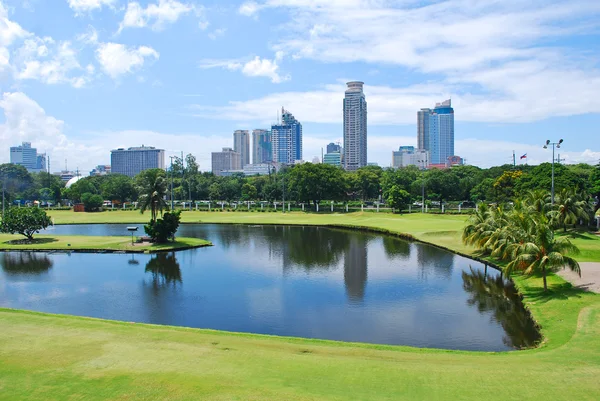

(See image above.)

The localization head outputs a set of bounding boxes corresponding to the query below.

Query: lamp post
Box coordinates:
[169,156,176,211]
[543,139,563,205]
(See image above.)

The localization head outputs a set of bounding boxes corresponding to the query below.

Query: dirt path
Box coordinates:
[557,262,600,293]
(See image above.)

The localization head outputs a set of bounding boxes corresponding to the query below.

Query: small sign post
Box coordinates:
[127,227,138,245]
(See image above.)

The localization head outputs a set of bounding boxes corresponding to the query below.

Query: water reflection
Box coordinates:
[382,236,411,259]
[417,245,454,280]
[344,235,368,303]
[0,253,53,276]
[462,267,541,348]
[144,253,182,288]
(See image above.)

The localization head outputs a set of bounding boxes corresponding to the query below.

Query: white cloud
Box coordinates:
[238,0,600,123]
[0,2,29,71]
[238,1,261,17]
[14,38,93,87]
[67,0,116,14]
[207,27,226,40]
[75,25,98,45]
[0,92,105,170]
[199,54,289,83]
[96,42,159,79]
[119,0,194,32]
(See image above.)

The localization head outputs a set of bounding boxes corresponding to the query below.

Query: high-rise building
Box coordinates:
[417,99,454,165]
[233,130,250,167]
[110,145,165,177]
[252,129,272,164]
[327,142,341,154]
[90,165,111,176]
[343,81,367,171]
[211,147,241,176]
[271,108,302,164]
[10,142,47,173]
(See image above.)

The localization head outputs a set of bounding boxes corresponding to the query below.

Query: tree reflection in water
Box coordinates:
[144,252,182,289]
[382,236,411,260]
[0,253,53,275]
[462,267,541,349]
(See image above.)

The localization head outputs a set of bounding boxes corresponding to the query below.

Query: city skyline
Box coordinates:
[0,1,598,172]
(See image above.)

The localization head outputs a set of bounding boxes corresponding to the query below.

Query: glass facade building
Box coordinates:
[252,129,272,164]
[271,108,302,164]
[10,142,47,173]
[417,99,454,165]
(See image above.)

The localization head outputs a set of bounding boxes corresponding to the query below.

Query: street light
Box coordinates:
[543,139,563,205]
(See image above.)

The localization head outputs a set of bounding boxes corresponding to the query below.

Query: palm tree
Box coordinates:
[553,188,588,232]
[136,169,168,223]
[524,189,551,214]
[505,223,580,291]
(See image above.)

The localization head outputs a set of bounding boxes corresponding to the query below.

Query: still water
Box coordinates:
[0,224,540,351]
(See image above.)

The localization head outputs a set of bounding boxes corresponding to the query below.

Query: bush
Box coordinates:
[81,192,103,212]
[0,207,52,240]
[144,211,181,243]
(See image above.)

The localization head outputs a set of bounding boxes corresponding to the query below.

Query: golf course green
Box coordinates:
[1,210,598,400]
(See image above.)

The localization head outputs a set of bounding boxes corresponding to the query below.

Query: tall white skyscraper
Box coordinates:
[343,81,367,171]
[233,130,250,167]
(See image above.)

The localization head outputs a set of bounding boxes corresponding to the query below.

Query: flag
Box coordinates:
[520,154,527,160]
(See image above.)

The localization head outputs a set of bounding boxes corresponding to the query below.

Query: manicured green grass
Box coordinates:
[0,210,598,400]
[0,234,211,253]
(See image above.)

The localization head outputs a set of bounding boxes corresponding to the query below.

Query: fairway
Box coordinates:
[1,211,599,400]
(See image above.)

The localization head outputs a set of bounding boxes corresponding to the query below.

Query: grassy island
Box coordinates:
[0,233,211,253]
[1,210,599,400]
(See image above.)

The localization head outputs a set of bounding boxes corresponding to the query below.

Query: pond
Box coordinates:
[0,224,540,351]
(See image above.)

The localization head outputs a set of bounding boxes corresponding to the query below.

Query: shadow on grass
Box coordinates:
[524,276,588,304]
[559,231,598,241]
[3,238,59,246]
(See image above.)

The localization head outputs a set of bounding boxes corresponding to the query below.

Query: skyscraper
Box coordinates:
[343,81,367,171]
[10,142,47,173]
[252,129,272,164]
[233,130,250,167]
[271,108,302,164]
[417,100,454,165]
[110,146,165,177]
[211,147,241,176]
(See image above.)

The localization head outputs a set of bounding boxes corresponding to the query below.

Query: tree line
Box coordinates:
[1,158,599,213]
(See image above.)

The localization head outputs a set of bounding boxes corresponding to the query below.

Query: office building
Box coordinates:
[343,81,367,171]
[252,129,272,164]
[110,145,165,177]
[323,152,342,167]
[212,147,241,176]
[271,107,302,165]
[327,142,342,154]
[392,146,429,169]
[10,142,47,173]
[233,130,250,167]
[417,99,454,165]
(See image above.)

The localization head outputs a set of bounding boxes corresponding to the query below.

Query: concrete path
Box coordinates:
[557,262,600,293]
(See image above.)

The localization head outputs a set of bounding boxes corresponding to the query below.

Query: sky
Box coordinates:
[0,0,599,173]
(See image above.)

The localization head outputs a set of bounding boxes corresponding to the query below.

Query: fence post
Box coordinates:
[361,204,364,212]
[346,203,348,212]
[331,201,334,212]
[316,203,319,212]
[377,203,380,213]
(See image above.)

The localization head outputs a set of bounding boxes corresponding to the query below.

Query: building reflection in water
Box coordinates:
[0,252,53,276]
[417,244,454,280]
[344,235,368,303]
[462,267,541,348]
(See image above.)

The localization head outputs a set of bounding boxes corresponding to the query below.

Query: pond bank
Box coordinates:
[0,234,211,253]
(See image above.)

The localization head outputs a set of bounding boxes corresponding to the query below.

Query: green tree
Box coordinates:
[136,169,168,223]
[208,182,222,201]
[241,183,258,201]
[552,188,589,232]
[591,161,600,213]
[101,174,136,204]
[0,164,33,203]
[353,165,383,201]
[506,223,580,291]
[387,186,411,212]
[144,211,181,243]
[287,163,346,206]
[493,170,523,202]
[425,168,460,208]
[81,193,104,212]
[0,207,52,240]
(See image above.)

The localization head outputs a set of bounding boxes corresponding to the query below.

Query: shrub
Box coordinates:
[0,207,52,240]
[81,193,104,212]
[144,211,181,243]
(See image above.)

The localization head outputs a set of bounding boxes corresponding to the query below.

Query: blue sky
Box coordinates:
[0,0,599,173]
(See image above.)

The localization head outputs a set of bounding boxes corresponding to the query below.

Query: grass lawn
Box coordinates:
[0,233,211,253]
[0,210,598,400]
